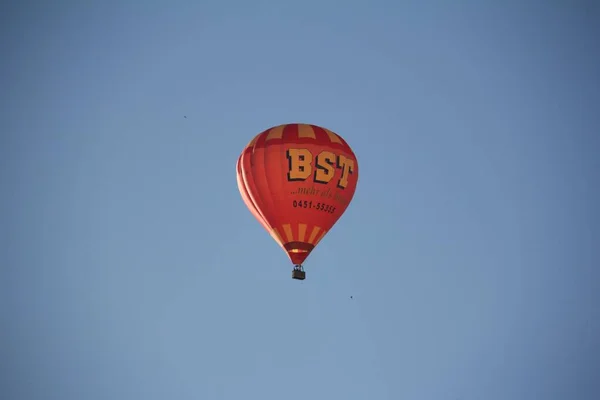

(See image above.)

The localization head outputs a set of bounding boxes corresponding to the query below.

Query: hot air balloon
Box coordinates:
[236,123,359,280]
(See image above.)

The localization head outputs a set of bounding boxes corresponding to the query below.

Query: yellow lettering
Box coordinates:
[336,155,355,189]
[314,151,336,184]
[286,148,355,188]
[286,149,312,181]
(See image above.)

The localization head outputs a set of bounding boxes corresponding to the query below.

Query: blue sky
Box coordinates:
[1,1,599,399]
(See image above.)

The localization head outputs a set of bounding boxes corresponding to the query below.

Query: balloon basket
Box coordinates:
[292,266,306,280]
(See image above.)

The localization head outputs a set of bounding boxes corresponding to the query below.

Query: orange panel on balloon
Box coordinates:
[236,123,359,266]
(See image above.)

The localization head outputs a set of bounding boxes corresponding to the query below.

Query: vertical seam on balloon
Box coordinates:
[298,224,307,242]
[236,161,268,230]
[271,228,286,247]
[238,159,269,231]
[307,226,321,244]
[282,224,294,242]
[278,127,287,242]
[312,124,326,143]
[272,228,282,241]
[247,134,274,229]
[259,130,278,231]
[241,151,272,232]
[241,153,262,217]
[298,124,316,139]
[237,156,265,227]
[324,128,342,144]
[255,130,276,225]
[266,125,284,141]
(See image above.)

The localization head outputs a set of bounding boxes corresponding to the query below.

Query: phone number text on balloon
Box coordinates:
[292,200,337,213]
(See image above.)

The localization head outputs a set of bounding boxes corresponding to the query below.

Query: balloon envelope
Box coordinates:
[236,123,359,266]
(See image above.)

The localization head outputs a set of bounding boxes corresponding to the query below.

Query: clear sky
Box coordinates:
[2,1,599,399]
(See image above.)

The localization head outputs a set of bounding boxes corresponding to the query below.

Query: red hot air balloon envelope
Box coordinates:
[236,123,359,280]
